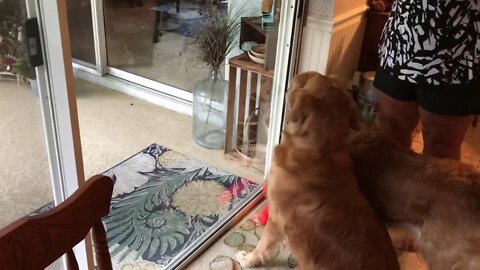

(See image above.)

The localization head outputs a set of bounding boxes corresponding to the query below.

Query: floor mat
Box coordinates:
[102,144,258,269]
[153,5,204,38]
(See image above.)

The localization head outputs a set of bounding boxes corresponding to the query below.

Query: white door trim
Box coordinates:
[265,0,301,174]
[91,0,108,75]
[33,0,85,204]
[25,0,88,268]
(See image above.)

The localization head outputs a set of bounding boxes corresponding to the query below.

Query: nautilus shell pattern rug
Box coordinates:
[102,144,258,269]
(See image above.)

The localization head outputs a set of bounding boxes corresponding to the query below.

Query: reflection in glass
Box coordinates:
[0,0,53,227]
[92,0,285,268]
[67,0,96,65]
[104,0,233,92]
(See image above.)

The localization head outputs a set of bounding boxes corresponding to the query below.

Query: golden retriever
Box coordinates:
[236,72,400,270]
[349,128,480,270]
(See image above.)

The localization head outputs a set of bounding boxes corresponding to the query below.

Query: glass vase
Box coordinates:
[192,69,227,149]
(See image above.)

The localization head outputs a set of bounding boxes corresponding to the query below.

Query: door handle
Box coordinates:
[24,18,43,68]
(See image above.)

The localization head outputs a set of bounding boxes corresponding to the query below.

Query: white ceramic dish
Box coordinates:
[250,44,266,58]
[249,50,265,59]
[248,50,265,64]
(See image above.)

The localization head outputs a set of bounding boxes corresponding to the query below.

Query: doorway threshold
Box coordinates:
[73,67,193,116]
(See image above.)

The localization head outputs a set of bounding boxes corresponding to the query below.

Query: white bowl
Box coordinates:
[250,44,266,58]
[248,50,265,64]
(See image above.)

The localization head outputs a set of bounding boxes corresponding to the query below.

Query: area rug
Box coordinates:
[102,144,258,269]
[152,4,204,38]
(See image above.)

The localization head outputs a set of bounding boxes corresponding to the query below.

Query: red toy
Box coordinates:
[257,184,269,225]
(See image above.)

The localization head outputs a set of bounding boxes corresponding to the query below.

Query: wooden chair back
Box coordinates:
[0,175,113,270]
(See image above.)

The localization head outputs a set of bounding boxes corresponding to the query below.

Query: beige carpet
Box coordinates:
[0,81,52,228]
[74,78,263,182]
[105,1,213,92]
[0,78,263,228]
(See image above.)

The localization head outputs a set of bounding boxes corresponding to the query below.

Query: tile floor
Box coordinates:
[187,200,429,270]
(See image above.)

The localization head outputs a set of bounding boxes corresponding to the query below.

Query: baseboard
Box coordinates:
[73,69,193,116]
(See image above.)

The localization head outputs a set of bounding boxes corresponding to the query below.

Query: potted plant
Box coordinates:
[12,56,36,91]
[0,1,36,93]
[192,5,242,149]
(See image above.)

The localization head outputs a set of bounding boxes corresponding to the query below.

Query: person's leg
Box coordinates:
[377,91,420,150]
[419,108,472,160]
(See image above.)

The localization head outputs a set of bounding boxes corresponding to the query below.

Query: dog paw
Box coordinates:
[236,251,258,267]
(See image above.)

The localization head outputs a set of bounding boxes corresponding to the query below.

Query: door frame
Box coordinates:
[265,0,304,172]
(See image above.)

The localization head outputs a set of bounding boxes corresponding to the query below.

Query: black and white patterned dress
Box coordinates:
[379,0,480,86]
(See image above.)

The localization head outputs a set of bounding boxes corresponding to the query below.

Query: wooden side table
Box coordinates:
[239,16,278,71]
[240,17,266,49]
[225,53,274,173]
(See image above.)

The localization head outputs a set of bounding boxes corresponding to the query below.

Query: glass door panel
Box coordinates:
[104,0,234,92]
[93,0,299,269]
[66,0,97,65]
[2,0,90,267]
[0,0,54,227]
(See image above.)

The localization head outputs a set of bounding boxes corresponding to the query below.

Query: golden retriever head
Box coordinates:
[284,72,359,141]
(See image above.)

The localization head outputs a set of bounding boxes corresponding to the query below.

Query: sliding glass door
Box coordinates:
[67,0,97,66]
[60,0,303,269]
[6,0,303,269]
[104,0,229,92]
[0,0,53,230]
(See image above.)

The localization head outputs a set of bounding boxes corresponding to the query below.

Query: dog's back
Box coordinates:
[348,129,480,221]
[349,128,480,269]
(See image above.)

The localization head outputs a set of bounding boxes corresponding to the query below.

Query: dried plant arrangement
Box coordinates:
[197,5,242,73]
[0,2,35,83]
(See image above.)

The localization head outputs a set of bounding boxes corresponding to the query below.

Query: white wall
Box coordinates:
[309,0,367,17]
[309,0,335,17]
[299,1,368,87]
[326,6,367,85]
